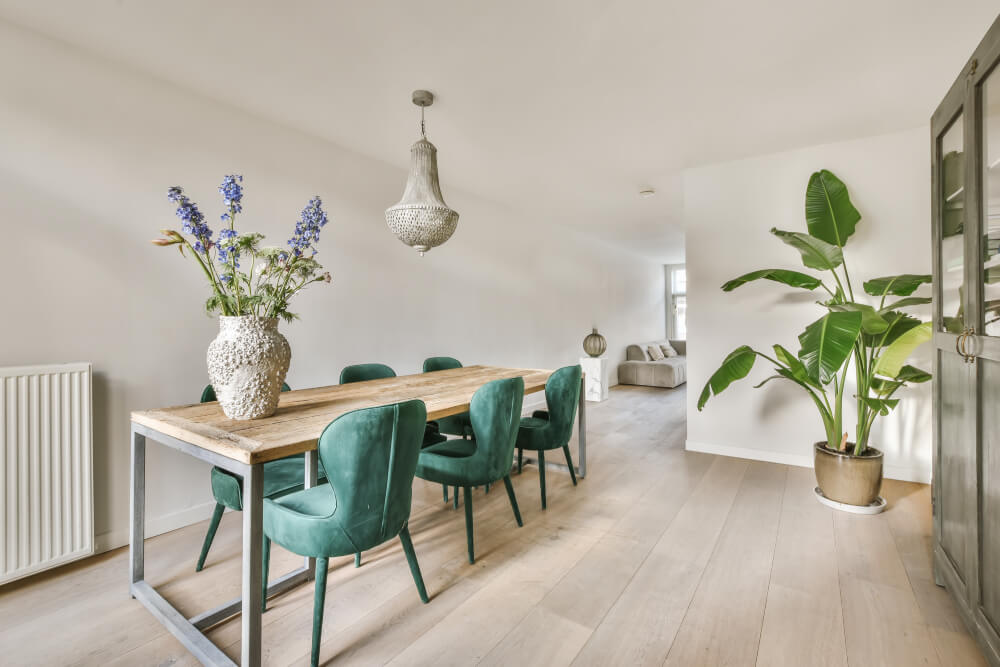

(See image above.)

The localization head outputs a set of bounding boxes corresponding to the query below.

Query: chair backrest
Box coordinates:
[466,376,525,483]
[201,382,290,403]
[544,365,582,446]
[339,363,396,385]
[317,399,427,550]
[422,356,462,372]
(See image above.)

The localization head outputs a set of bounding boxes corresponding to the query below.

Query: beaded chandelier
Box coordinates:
[385,90,459,255]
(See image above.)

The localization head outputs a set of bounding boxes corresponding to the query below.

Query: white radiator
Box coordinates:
[1,363,94,584]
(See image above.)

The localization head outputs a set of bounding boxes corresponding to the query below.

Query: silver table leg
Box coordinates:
[578,375,587,478]
[241,464,264,667]
[303,451,318,579]
[130,427,145,591]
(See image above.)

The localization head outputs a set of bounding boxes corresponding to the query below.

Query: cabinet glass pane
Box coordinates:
[939,349,971,580]
[941,115,965,333]
[981,359,1000,627]
[984,68,1000,335]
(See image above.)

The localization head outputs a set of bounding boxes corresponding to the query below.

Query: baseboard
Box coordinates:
[95,499,221,554]
[685,440,931,484]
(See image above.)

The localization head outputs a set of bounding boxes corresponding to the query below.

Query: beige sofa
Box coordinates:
[617,339,687,388]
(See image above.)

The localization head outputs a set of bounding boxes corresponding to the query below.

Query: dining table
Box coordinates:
[128,365,586,666]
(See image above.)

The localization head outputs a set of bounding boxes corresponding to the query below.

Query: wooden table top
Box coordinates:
[131,365,554,464]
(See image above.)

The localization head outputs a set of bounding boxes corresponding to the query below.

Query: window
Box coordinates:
[668,265,686,340]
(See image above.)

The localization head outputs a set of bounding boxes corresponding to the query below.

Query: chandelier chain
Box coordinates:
[420,106,426,137]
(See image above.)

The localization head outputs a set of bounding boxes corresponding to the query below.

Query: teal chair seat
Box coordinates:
[196,382,328,572]
[420,438,477,459]
[515,365,582,509]
[415,376,525,563]
[263,484,352,556]
[209,455,326,510]
[262,400,430,667]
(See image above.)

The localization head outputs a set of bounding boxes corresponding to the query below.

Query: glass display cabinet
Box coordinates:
[931,14,1000,666]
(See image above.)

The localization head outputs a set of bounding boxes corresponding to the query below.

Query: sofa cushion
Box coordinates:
[660,343,678,358]
[648,345,665,360]
[626,339,685,361]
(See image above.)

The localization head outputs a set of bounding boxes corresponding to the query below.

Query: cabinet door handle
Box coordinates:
[965,328,977,363]
[957,329,968,357]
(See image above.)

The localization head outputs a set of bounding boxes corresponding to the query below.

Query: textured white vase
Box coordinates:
[207,316,291,420]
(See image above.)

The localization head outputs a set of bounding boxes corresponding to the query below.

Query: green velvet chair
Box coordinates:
[196,382,326,572]
[338,363,444,448]
[422,356,475,505]
[262,400,430,667]
[422,357,473,439]
[339,362,441,566]
[338,362,396,385]
[415,376,525,564]
[515,364,582,509]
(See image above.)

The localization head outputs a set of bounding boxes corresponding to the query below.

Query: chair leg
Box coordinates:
[563,445,578,486]
[454,486,459,510]
[463,486,475,564]
[355,552,362,568]
[443,484,448,502]
[398,526,429,603]
[538,449,547,510]
[502,475,523,527]
[196,502,226,572]
[261,536,271,612]
[311,557,329,667]
[485,482,490,494]
[517,448,523,473]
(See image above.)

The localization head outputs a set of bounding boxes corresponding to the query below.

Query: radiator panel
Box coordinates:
[1,363,93,584]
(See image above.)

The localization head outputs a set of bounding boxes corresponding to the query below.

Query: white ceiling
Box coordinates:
[1,1,997,261]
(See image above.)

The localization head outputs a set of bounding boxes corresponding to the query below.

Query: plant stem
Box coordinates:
[185,239,230,315]
[228,203,243,315]
[840,254,856,302]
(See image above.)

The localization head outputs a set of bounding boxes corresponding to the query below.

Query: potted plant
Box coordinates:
[153,175,332,420]
[697,169,932,509]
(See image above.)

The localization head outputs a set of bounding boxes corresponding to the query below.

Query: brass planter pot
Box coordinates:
[814,442,883,507]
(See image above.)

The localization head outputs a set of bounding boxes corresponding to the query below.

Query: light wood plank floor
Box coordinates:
[0,385,986,666]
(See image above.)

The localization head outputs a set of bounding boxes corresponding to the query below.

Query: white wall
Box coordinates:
[0,21,666,551]
[684,127,933,483]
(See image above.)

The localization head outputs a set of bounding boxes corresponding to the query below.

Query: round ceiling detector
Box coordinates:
[639,187,656,198]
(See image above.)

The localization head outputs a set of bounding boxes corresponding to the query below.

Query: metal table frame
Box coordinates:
[128,376,586,666]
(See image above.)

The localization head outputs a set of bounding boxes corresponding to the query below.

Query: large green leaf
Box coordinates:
[874,322,933,378]
[827,302,889,335]
[896,365,932,383]
[870,378,903,396]
[721,269,822,292]
[860,396,900,416]
[862,311,922,347]
[797,311,863,384]
[805,169,861,247]
[879,296,932,312]
[773,344,820,388]
[771,229,844,271]
[697,346,758,411]
[863,274,932,297]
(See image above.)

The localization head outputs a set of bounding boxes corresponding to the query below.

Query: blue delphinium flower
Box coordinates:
[219,174,243,221]
[216,228,240,265]
[167,186,212,254]
[287,197,328,257]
